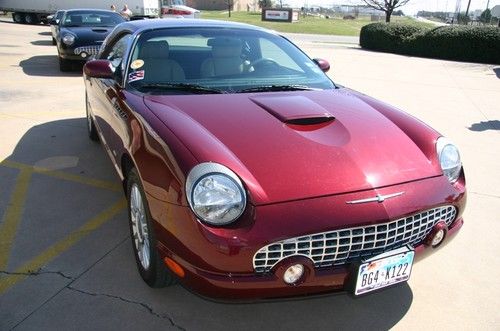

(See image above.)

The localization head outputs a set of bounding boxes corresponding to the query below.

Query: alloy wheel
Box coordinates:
[130,183,150,270]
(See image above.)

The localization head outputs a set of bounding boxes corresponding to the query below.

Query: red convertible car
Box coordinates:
[83,19,466,299]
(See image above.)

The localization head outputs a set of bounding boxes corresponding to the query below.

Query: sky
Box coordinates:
[293,0,500,15]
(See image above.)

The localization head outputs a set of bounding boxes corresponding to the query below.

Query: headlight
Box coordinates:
[186,163,246,226]
[436,137,462,183]
[62,34,75,46]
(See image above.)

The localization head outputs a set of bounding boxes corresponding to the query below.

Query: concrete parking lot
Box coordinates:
[0,19,499,330]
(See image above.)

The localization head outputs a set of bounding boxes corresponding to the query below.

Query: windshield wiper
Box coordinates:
[237,85,317,93]
[139,83,225,94]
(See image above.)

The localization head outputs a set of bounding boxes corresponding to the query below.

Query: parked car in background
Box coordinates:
[56,9,125,71]
[83,19,466,300]
[160,0,200,18]
[49,10,65,45]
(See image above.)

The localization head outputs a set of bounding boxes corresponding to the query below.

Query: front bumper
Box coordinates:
[58,44,101,61]
[152,175,466,300]
[159,217,463,300]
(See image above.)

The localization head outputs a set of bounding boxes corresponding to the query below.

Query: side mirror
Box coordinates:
[313,58,330,73]
[83,60,114,79]
[48,15,56,24]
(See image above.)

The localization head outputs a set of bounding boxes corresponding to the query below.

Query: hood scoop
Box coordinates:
[250,95,334,125]
[92,28,108,33]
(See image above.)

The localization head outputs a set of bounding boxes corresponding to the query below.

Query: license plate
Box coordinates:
[354,246,414,295]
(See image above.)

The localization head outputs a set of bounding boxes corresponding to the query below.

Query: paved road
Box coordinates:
[281,32,359,45]
[0,20,499,330]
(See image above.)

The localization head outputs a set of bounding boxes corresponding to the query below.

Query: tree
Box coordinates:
[258,0,273,8]
[479,8,492,23]
[225,0,234,17]
[361,0,411,22]
[457,12,470,24]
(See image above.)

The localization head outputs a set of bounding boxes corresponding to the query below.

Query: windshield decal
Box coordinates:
[128,70,145,83]
[130,59,144,70]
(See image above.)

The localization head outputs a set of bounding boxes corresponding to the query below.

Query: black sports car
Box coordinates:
[56,9,125,71]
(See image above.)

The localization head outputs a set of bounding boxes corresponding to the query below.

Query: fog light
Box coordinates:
[283,264,304,285]
[431,229,445,247]
[425,221,448,248]
[80,52,88,58]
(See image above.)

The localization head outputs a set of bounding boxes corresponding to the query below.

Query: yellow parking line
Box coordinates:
[0,198,127,294]
[41,169,122,192]
[0,160,122,192]
[0,167,32,269]
[0,159,125,292]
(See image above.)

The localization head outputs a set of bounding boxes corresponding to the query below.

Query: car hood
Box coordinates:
[61,26,113,43]
[144,89,442,205]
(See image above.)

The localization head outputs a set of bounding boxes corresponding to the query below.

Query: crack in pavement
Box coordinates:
[0,268,75,281]
[66,286,186,330]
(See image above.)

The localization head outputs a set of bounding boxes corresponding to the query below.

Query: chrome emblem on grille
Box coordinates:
[346,191,405,204]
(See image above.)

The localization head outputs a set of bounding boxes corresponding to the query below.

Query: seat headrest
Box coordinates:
[207,37,241,47]
[71,16,82,24]
[140,41,170,59]
[208,38,242,58]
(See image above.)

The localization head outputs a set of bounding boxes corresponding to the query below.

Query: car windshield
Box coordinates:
[55,11,65,21]
[61,11,125,27]
[127,27,335,94]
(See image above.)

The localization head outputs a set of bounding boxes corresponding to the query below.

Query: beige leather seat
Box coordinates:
[200,38,248,77]
[139,41,185,82]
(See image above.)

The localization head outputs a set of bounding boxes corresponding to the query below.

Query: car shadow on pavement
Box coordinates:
[175,282,413,330]
[468,120,500,131]
[19,55,83,77]
[63,236,414,331]
[0,118,126,329]
[38,31,52,36]
[0,117,415,330]
[30,40,53,46]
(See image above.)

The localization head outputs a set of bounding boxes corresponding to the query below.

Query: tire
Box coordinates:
[58,56,71,72]
[12,12,25,24]
[86,94,99,142]
[127,168,175,288]
[24,13,39,24]
[52,37,56,46]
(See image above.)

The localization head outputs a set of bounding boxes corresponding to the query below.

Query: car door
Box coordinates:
[87,33,133,169]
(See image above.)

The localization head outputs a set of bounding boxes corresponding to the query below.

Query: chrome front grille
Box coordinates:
[74,45,101,56]
[253,205,457,273]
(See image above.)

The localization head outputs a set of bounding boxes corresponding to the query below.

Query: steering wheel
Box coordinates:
[251,58,280,70]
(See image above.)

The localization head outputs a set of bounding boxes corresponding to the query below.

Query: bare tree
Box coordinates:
[225,0,234,17]
[361,0,411,22]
